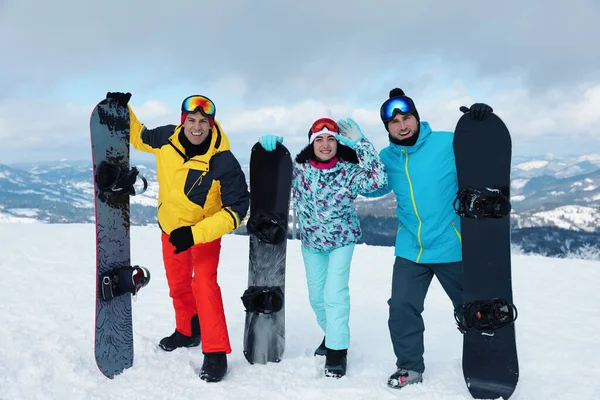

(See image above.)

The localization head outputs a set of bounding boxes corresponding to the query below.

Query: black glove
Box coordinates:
[106,92,132,107]
[459,103,493,121]
[169,226,194,254]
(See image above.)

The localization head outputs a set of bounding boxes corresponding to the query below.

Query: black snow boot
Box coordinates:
[324,348,347,378]
[200,351,227,382]
[314,337,327,356]
[159,314,201,351]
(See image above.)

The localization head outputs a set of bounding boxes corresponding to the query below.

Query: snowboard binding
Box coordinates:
[454,298,518,334]
[100,265,151,301]
[454,187,511,219]
[246,212,287,244]
[241,286,284,314]
[96,161,148,196]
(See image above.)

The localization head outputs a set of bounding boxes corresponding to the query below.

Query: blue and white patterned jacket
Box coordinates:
[292,137,387,252]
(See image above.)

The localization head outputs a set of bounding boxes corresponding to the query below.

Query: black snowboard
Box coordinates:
[453,112,519,399]
[242,142,293,364]
[90,99,135,378]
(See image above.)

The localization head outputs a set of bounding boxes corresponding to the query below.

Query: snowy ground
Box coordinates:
[0,223,599,400]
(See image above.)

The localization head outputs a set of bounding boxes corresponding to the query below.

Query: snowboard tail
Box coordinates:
[243,142,293,364]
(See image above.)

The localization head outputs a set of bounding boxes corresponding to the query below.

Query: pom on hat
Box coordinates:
[389,88,405,98]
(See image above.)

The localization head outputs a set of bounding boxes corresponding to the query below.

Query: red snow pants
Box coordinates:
[161,232,231,354]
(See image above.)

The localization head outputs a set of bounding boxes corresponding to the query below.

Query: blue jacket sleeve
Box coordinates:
[361,185,392,198]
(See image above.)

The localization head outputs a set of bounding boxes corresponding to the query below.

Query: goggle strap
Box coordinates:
[309,128,336,144]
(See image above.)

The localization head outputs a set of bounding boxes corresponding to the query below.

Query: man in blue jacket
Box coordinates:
[363,88,493,389]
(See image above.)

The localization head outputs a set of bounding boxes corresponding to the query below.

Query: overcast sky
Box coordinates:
[1,0,599,164]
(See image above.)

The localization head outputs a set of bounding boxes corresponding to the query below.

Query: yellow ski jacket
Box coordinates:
[128,107,249,245]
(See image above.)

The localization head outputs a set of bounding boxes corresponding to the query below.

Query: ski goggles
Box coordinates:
[379,96,416,121]
[309,118,339,144]
[181,95,216,117]
[310,117,339,134]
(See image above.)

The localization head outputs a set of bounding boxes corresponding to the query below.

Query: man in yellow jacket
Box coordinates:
[105,92,250,382]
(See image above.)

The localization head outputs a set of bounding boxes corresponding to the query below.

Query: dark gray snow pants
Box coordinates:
[388,256,463,373]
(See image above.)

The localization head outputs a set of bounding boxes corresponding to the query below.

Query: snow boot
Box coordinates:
[324,348,347,378]
[314,337,327,356]
[200,351,227,382]
[159,314,201,351]
[387,368,423,389]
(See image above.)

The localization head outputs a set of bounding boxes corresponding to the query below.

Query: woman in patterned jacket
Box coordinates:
[258,117,387,378]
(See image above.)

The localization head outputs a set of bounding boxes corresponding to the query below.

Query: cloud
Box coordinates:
[2,79,598,164]
[0,99,178,163]
[1,0,599,162]
[1,0,599,102]
[134,100,173,121]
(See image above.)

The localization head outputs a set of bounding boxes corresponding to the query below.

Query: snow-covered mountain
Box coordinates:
[355,153,600,234]
[0,153,599,258]
[510,169,599,214]
[512,205,600,232]
[511,153,600,179]
[0,160,159,224]
[508,155,599,218]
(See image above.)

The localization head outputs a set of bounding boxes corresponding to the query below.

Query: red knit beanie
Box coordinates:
[180,112,215,127]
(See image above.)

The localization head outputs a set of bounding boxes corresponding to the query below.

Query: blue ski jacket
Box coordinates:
[363,121,462,263]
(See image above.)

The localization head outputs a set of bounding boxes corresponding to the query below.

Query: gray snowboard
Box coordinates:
[90,98,134,378]
[242,142,293,364]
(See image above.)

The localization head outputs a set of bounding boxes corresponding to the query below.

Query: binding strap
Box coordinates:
[96,161,148,196]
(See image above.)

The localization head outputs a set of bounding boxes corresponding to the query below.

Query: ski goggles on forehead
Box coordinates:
[181,95,216,117]
[309,118,339,144]
[310,118,339,134]
[380,96,415,121]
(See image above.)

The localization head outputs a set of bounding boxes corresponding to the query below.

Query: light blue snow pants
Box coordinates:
[301,244,355,350]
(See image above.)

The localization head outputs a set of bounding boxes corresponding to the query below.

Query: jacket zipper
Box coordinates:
[402,149,424,263]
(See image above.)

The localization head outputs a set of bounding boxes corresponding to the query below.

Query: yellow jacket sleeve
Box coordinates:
[191,207,242,244]
[190,152,250,244]
[128,106,159,154]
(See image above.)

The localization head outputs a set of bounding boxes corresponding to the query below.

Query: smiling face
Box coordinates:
[387,113,419,141]
[182,111,211,145]
[312,133,338,162]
